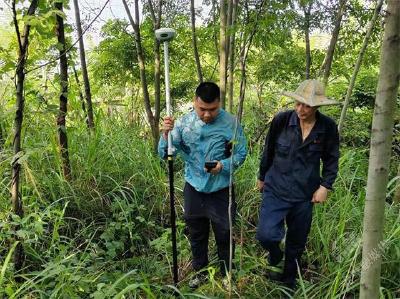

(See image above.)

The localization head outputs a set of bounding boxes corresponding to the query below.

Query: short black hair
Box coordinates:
[195,82,220,103]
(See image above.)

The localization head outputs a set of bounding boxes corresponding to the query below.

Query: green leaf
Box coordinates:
[22,15,41,27]
[0,60,16,73]
[52,8,67,19]
[0,242,19,288]
[5,284,15,297]
[16,230,28,239]
[136,216,145,223]
[55,42,65,51]
[46,104,59,113]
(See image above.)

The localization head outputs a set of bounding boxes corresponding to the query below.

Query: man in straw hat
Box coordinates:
[256,80,340,289]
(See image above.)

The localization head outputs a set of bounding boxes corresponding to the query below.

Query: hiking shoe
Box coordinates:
[267,250,284,267]
[265,268,283,282]
[188,273,208,290]
[266,257,283,279]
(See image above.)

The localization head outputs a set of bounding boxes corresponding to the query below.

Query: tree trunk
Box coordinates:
[73,0,95,129]
[227,0,238,113]
[11,0,39,273]
[237,0,265,122]
[153,42,160,151]
[219,0,227,108]
[226,0,232,69]
[147,0,162,152]
[72,64,88,121]
[191,0,203,83]
[211,0,220,78]
[55,1,71,180]
[360,2,400,298]
[304,3,312,79]
[122,0,158,150]
[321,0,347,86]
[238,51,246,123]
[337,0,384,135]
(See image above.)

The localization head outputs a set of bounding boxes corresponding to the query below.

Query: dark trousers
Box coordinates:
[256,190,313,283]
[183,183,235,275]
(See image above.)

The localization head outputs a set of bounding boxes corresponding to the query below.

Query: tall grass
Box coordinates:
[0,115,399,298]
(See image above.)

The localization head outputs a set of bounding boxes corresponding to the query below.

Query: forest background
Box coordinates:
[0,0,399,298]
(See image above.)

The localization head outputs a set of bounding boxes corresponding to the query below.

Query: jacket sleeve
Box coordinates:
[258,114,283,181]
[320,121,339,190]
[220,123,247,175]
[158,118,184,159]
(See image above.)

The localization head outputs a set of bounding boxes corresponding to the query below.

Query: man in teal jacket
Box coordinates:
[159,82,247,288]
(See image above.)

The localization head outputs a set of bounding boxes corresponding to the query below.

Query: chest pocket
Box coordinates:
[307,142,323,162]
[274,140,291,173]
[276,141,290,157]
[275,138,290,158]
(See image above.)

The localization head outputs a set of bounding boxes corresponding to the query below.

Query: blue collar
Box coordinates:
[196,108,223,125]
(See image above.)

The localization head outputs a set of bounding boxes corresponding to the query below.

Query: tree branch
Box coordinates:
[12,0,22,54]
[25,0,110,74]
[147,0,157,24]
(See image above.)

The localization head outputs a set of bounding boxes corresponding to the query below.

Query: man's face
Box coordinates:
[295,101,318,121]
[193,96,220,123]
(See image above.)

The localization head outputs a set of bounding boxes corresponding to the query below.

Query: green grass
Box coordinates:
[0,116,399,298]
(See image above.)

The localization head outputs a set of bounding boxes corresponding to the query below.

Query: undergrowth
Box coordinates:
[0,117,399,298]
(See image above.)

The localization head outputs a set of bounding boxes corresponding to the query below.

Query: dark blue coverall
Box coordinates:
[257,109,339,285]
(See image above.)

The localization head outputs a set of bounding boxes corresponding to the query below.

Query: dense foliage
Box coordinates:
[0,0,399,298]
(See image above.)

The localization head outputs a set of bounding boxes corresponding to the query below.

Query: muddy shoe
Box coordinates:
[188,273,208,290]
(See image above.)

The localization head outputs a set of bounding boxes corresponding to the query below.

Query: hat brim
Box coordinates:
[282,91,340,107]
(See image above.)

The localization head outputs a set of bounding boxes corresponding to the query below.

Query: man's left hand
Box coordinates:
[311,185,329,203]
[207,161,223,175]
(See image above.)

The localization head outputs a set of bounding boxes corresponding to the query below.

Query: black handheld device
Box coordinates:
[205,161,218,172]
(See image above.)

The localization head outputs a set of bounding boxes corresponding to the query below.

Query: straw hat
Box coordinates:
[282,80,339,107]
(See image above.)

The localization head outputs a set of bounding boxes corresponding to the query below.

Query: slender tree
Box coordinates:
[72,0,95,129]
[147,0,162,148]
[237,0,266,122]
[190,0,203,83]
[321,0,347,86]
[72,64,88,120]
[210,0,220,79]
[11,0,39,272]
[360,1,400,298]
[338,0,384,135]
[227,0,238,112]
[55,0,71,179]
[0,86,8,150]
[122,0,159,151]
[225,0,233,70]
[219,0,227,108]
[303,2,312,79]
